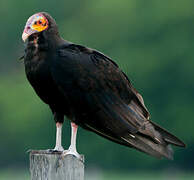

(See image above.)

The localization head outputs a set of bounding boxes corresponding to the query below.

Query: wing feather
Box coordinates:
[51,44,148,133]
[50,43,185,159]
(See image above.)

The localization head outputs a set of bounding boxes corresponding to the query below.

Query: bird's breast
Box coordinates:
[24,47,69,113]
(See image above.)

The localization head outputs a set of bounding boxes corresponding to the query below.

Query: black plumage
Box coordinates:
[22,12,185,159]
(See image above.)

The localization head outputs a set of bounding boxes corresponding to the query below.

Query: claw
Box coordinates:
[53,145,64,152]
[63,149,83,162]
[46,149,63,153]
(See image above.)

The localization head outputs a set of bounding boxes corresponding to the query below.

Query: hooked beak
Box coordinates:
[22,26,37,42]
[22,31,29,42]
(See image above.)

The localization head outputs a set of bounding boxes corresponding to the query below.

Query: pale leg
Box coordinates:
[54,122,64,151]
[64,122,81,159]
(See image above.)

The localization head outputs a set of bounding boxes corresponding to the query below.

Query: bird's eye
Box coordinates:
[34,21,37,25]
[39,20,42,24]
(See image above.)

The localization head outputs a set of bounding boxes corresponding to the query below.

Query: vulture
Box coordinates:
[22,12,185,160]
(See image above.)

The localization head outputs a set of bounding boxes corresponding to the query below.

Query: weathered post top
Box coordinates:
[30,150,84,180]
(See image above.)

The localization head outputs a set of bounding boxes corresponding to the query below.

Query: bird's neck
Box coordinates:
[43,29,64,50]
[26,31,63,53]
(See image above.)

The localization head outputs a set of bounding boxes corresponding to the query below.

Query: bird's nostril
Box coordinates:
[27,26,30,30]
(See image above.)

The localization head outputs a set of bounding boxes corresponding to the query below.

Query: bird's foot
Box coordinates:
[63,148,83,161]
[46,145,64,153]
[54,145,64,152]
[46,149,62,153]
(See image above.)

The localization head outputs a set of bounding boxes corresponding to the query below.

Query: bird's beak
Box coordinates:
[22,26,37,42]
[22,31,29,42]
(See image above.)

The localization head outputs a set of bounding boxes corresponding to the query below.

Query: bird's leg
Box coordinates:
[69,122,78,153]
[53,122,64,151]
[63,122,81,159]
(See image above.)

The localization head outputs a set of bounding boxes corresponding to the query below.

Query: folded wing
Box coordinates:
[50,43,185,159]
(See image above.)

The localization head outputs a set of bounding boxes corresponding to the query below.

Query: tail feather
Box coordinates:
[150,121,186,147]
[84,122,174,160]
[122,133,174,160]
[80,92,185,159]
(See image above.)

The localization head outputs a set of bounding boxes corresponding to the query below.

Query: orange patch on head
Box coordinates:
[22,13,49,42]
[31,16,48,32]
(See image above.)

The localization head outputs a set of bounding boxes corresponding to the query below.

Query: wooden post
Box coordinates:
[29,150,84,180]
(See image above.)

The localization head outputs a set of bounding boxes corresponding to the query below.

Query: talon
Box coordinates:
[63,149,83,161]
[53,146,64,152]
[46,149,63,153]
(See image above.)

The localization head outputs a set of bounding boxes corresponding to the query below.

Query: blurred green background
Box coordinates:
[0,0,193,179]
